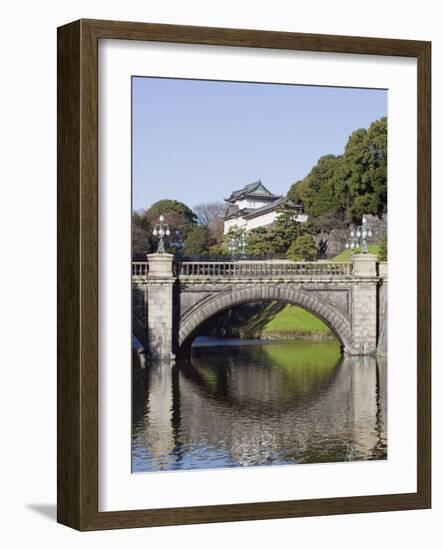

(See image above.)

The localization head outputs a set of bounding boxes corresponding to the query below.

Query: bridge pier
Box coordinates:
[349,254,378,355]
[377,262,388,355]
[132,286,149,350]
[146,253,176,361]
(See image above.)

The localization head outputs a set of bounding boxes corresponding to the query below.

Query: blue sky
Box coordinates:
[132,77,387,211]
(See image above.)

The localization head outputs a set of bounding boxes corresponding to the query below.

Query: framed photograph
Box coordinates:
[57,19,431,530]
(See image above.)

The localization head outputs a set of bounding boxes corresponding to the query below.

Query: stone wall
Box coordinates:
[315,214,387,259]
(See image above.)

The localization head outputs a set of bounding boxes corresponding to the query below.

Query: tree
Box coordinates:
[288,155,342,218]
[132,210,150,231]
[148,199,197,224]
[247,227,276,257]
[269,206,310,254]
[132,211,153,256]
[208,216,225,244]
[132,224,152,256]
[143,199,197,251]
[193,202,227,246]
[207,242,229,256]
[336,117,387,219]
[286,234,317,261]
[183,225,211,255]
[287,117,388,223]
[193,202,226,225]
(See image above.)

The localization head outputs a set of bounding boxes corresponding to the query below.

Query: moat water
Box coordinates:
[132,338,387,472]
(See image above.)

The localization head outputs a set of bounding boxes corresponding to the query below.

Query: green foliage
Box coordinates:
[207,243,230,256]
[377,236,387,262]
[270,207,309,253]
[286,234,317,261]
[224,225,245,241]
[288,155,342,218]
[223,213,311,258]
[246,227,276,257]
[183,225,211,255]
[149,199,197,224]
[288,117,387,223]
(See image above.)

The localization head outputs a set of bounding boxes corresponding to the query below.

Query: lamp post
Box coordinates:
[345,215,373,254]
[239,232,248,259]
[152,214,171,253]
[229,236,238,258]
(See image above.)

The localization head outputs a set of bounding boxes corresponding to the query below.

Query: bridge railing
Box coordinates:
[176,261,353,277]
[132,262,149,277]
[132,260,353,278]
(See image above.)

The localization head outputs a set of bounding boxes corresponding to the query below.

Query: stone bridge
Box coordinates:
[132,254,388,359]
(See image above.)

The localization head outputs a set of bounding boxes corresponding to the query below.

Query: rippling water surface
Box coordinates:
[132,338,387,472]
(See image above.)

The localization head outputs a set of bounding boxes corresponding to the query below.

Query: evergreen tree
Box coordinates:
[288,117,387,223]
[247,227,276,257]
[149,199,197,224]
[183,225,211,255]
[288,155,342,218]
[132,211,153,256]
[286,234,317,261]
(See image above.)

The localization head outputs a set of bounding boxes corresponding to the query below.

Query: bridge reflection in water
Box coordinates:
[132,340,387,472]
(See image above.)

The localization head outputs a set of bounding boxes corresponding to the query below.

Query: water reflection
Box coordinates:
[132,339,387,472]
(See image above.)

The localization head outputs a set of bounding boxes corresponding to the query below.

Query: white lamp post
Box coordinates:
[239,233,248,259]
[152,214,171,253]
[345,216,373,254]
[229,236,238,258]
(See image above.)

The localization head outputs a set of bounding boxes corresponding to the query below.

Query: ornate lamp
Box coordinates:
[229,236,238,258]
[345,216,373,254]
[239,232,248,259]
[152,214,171,254]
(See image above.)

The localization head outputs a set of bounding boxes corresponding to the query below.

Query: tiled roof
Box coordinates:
[223,207,254,220]
[223,204,239,218]
[225,180,280,203]
[223,197,303,221]
[242,197,303,219]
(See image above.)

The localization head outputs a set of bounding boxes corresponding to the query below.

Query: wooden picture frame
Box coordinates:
[57,19,431,530]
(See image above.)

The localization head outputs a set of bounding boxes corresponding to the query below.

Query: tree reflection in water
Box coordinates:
[132,340,387,472]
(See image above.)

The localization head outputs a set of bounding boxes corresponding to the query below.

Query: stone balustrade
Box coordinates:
[133,260,353,279]
[132,261,149,277]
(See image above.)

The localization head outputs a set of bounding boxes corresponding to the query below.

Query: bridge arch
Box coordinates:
[178,285,353,352]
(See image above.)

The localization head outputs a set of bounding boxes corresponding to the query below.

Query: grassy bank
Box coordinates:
[238,302,334,340]
[331,244,380,262]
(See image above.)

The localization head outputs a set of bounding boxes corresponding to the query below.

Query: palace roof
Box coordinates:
[224,180,281,203]
[223,197,303,221]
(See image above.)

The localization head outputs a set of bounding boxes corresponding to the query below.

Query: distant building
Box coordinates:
[223,180,307,234]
